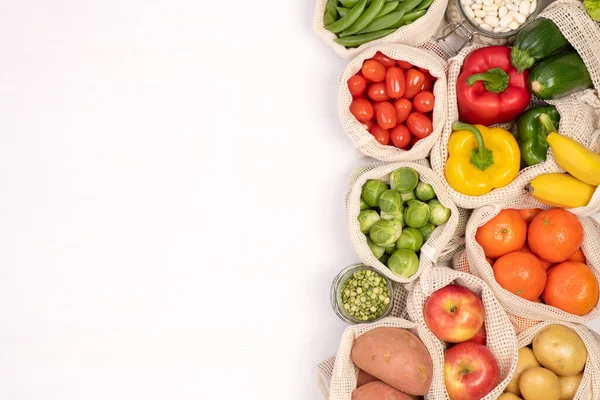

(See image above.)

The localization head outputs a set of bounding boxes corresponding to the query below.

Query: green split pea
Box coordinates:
[340,269,390,321]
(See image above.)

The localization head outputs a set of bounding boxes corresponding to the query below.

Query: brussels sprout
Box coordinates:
[379,254,390,265]
[367,237,385,259]
[419,223,436,241]
[390,167,419,193]
[384,243,396,255]
[358,210,380,234]
[400,191,416,203]
[415,182,436,202]
[381,209,405,227]
[360,196,372,211]
[404,200,430,229]
[388,249,420,278]
[362,180,388,207]
[370,219,402,246]
[429,199,451,226]
[378,189,402,214]
[396,227,424,252]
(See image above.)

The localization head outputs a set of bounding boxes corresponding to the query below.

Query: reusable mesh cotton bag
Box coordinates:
[322,317,436,400]
[346,160,459,284]
[430,41,600,210]
[515,321,600,400]
[465,201,600,330]
[339,44,448,162]
[313,0,448,60]
[406,266,518,399]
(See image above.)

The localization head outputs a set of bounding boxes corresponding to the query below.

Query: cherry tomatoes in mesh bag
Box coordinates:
[370,125,390,145]
[361,60,386,82]
[347,74,367,98]
[390,124,411,148]
[370,51,396,68]
[376,101,397,130]
[413,91,435,113]
[404,69,426,99]
[367,83,390,102]
[385,67,405,99]
[406,112,433,139]
[393,98,412,123]
[350,98,374,122]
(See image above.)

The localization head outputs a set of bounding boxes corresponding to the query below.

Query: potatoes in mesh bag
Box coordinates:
[464,200,600,328]
[346,161,459,284]
[312,0,448,60]
[339,44,447,162]
[429,39,600,212]
[406,266,518,399]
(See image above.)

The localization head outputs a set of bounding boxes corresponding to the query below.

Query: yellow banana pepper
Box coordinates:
[445,122,520,196]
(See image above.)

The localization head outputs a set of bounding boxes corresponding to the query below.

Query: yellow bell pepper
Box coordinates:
[445,122,520,196]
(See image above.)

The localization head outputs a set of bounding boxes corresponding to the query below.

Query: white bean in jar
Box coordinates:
[462,0,536,33]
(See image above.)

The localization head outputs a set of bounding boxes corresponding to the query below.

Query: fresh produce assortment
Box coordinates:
[351,327,433,397]
[323,0,436,48]
[348,53,437,149]
[476,208,599,315]
[460,0,539,34]
[504,324,587,400]
[423,284,501,400]
[358,167,451,277]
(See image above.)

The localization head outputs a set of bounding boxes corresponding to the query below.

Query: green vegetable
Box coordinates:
[379,254,390,264]
[360,196,372,210]
[325,0,339,25]
[334,28,396,48]
[337,6,351,17]
[384,244,396,255]
[390,167,419,193]
[326,0,367,33]
[416,0,435,11]
[358,210,381,233]
[378,189,402,214]
[380,208,404,225]
[511,18,569,73]
[428,199,450,226]
[392,8,426,28]
[362,179,388,207]
[418,223,435,241]
[404,199,430,228]
[400,191,416,203]
[415,181,436,202]
[341,0,385,37]
[339,269,391,321]
[528,50,593,100]
[367,237,385,258]
[388,249,419,278]
[585,0,600,21]
[396,227,423,252]
[356,9,407,34]
[370,219,402,246]
[376,1,399,17]
[516,105,560,166]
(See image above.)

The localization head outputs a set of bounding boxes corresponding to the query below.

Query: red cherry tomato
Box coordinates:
[393,98,412,123]
[404,69,426,99]
[350,98,374,122]
[413,91,435,113]
[372,101,381,113]
[406,112,433,139]
[370,125,390,145]
[361,60,386,82]
[371,51,396,68]
[367,83,390,101]
[390,125,411,148]
[376,101,397,130]
[361,119,375,131]
[385,67,405,99]
[420,73,433,92]
[397,61,413,69]
[347,74,367,98]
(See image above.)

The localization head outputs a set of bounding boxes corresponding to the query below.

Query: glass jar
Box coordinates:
[330,264,394,324]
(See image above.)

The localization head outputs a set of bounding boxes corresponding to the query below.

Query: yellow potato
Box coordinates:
[559,373,583,400]
[499,393,522,400]
[533,325,587,376]
[519,367,560,400]
[505,347,541,395]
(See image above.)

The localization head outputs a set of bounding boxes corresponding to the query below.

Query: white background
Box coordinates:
[0,1,598,399]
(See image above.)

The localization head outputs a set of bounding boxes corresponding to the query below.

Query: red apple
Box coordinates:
[423,284,484,343]
[465,323,487,346]
[444,342,500,400]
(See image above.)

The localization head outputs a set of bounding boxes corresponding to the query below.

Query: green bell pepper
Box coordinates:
[516,105,561,166]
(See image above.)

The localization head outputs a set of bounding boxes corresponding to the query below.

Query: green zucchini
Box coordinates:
[511,18,570,73]
[528,49,593,100]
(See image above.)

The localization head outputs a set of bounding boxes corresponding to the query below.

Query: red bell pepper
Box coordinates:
[457,46,530,126]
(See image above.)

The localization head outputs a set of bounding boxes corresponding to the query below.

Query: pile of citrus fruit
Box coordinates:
[476,208,599,316]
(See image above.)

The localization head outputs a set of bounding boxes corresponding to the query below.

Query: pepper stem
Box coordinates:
[465,67,510,93]
[539,113,557,134]
[453,122,494,171]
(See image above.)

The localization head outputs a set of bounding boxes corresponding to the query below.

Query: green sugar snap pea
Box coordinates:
[389,0,425,27]
[337,6,350,16]
[324,0,339,25]
[376,1,400,17]
[334,28,396,48]
[357,9,406,34]
[325,0,367,33]
[402,9,427,22]
[340,0,385,37]
[416,0,435,11]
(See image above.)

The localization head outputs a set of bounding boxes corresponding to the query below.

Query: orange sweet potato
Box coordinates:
[352,381,418,400]
[356,369,379,388]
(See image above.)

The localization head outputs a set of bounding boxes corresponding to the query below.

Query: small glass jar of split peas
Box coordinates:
[331,264,394,324]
